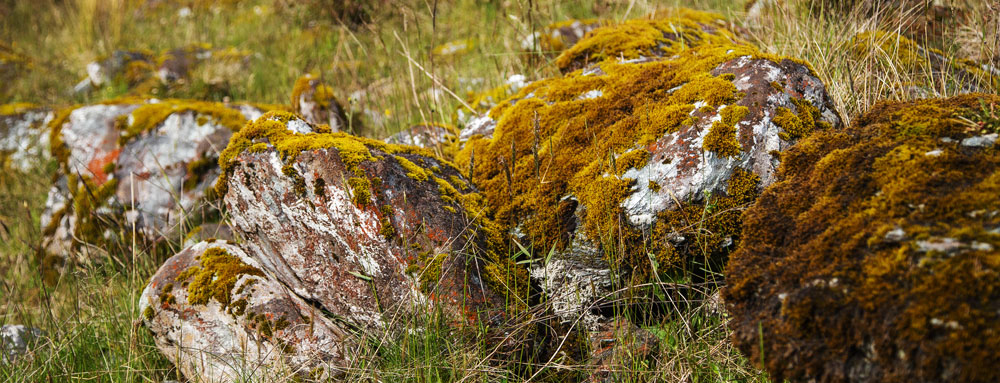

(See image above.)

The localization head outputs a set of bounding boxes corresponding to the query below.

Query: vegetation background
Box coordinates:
[0,0,996,381]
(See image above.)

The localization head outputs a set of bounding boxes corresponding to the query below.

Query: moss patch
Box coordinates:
[724,94,1000,382]
[175,246,264,307]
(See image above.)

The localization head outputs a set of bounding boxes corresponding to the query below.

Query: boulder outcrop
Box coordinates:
[724,94,1000,383]
[143,111,514,381]
[0,103,51,171]
[140,241,349,381]
[41,98,274,267]
[456,10,840,325]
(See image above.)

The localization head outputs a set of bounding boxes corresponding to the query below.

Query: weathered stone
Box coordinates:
[456,9,840,324]
[41,99,270,262]
[217,111,506,331]
[73,45,252,97]
[140,241,349,382]
[724,95,1000,383]
[0,103,52,171]
[522,19,605,54]
[1,325,44,363]
[290,74,350,132]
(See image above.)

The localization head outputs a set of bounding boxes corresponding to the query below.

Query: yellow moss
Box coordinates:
[118,99,249,144]
[0,102,38,115]
[454,9,824,281]
[395,155,430,182]
[348,176,372,205]
[704,105,747,158]
[555,8,736,72]
[175,247,264,307]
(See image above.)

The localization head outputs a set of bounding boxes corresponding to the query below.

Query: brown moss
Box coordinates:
[724,94,1000,383]
[175,247,264,307]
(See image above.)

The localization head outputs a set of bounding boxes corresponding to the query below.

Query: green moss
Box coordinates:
[143,306,155,320]
[347,177,372,205]
[0,102,38,115]
[703,105,747,158]
[175,247,264,307]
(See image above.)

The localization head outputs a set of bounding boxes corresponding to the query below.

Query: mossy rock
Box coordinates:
[522,19,607,55]
[216,111,513,330]
[724,94,1000,383]
[290,74,355,133]
[0,103,51,171]
[456,9,841,319]
[74,45,254,99]
[40,99,272,271]
[141,240,350,382]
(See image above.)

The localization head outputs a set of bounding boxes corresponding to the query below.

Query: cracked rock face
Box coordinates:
[41,100,265,262]
[140,241,349,382]
[724,95,1000,383]
[0,105,52,171]
[219,112,503,331]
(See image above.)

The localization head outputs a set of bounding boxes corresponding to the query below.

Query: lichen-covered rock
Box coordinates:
[848,30,998,96]
[385,122,460,160]
[522,19,606,55]
[290,74,350,132]
[216,111,508,330]
[140,241,349,382]
[41,99,272,265]
[724,94,1000,383]
[73,45,252,97]
[1,324,44,363]
[0,103,51,171]
[456,9,840,323]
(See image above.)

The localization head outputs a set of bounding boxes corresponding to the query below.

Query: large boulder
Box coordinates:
[41,99,274,268]
[0,103,51,171]
[724,94,1000,382]
[144,112,518,381]
[455,9,840,325]
[140,241,349,381]
[215,111,508,330]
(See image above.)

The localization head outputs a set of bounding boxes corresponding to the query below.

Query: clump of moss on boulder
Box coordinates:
[724,94,1000,383]
[456,9,840,293]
